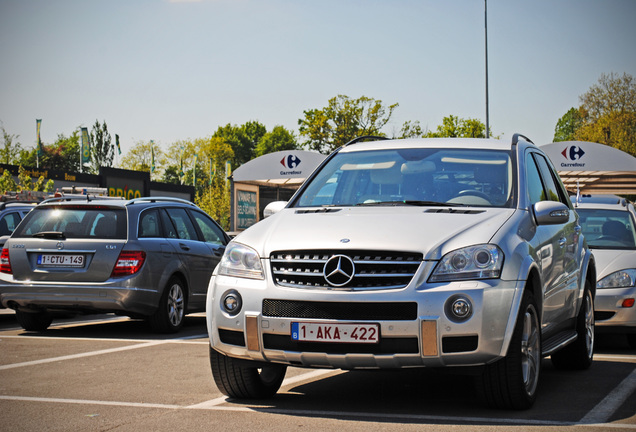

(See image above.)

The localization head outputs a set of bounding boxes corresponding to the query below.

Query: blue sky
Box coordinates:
[1,0,635,160]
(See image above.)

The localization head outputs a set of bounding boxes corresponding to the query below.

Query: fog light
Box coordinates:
[622,298,635,308]
[221,290,242,315]
[445,294,473,322]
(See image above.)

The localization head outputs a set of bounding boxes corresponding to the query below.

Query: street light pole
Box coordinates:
[484,0,490,138]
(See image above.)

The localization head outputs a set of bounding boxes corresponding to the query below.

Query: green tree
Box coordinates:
[41,130,81,172]
[255,125,299,157]
[120,140,162,178]
[298,95,399,154]
[396,120,424,139]
[423,115,489,138]
[17,166,54,192]
[575,72,636,156]
[89,120,114,173]
[553,107,583,142]
[0,124,23,164]
[213,121,266,167]
[0,169,18,192]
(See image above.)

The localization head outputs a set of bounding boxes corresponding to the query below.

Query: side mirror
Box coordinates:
[263,201,287,218]
[533,201,570,225]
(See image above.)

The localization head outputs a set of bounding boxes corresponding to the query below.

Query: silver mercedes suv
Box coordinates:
[206,135,596,409]
[0,196,229,333]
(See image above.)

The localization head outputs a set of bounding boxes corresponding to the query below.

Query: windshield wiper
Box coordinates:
[356,200,460,207]
[32,231,66,239]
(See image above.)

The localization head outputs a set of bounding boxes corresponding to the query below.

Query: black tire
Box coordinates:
[477,291,541,410]
[16,310,52,331]
[209,347,287,399]
[148,277,186,333]
[551,282,594,370]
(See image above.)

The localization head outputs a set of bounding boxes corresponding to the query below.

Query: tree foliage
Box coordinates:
[89,120,115,173]
[298,95,399,154]
[255,125,299,157]
[213,121,266,167]
[0,124,23,165]
[553,107,583,142]
[574,72,636,156]
[120,140,161,177]
[423,115,489,138]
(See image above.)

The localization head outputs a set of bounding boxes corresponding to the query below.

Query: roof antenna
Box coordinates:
[575,180,581,207]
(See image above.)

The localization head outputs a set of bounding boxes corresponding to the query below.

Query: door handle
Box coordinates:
[179,243,190,251]
[559,237,566,248]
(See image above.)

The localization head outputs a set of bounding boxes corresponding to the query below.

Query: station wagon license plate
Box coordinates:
[291,322,379,344]
[37,254,85,267]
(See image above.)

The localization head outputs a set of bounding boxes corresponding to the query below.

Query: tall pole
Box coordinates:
[484,0,490,138]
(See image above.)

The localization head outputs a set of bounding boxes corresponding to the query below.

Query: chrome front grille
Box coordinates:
[270,249,422,290]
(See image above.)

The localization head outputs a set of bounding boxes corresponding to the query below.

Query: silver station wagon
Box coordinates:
[574,195,636,348]
[206,135,596,409]
[0,196,229,333]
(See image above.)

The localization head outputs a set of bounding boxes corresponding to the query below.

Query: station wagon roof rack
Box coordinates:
[343,135,390,146]
[126,197,197,207]
[40,195,125,205]
[512,133,534,146]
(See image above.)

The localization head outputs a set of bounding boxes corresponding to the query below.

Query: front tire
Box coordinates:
[148,277,186,333]
[551,282,594,370]
[210,347,287,399]
[16,310,52,331]
[477,291,541,410]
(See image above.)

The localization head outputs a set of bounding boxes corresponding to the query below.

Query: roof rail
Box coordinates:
[512,133,534,146]
[126,197,196,207]
[40,195,125,205]
[344,136,390,146]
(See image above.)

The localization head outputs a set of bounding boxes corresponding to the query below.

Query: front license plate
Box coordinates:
[291,322,379,344]
[37,254,85,267]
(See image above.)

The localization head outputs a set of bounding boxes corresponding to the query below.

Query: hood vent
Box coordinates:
[295,208,342,214]
[424,208,485,215]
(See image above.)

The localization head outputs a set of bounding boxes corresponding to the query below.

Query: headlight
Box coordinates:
[218,243,264,280]
[429,244,503,282]
[597,269,636,289]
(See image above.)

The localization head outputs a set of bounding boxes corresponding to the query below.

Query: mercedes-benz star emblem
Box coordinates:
[323,254,355,287]
[56,242,64,250]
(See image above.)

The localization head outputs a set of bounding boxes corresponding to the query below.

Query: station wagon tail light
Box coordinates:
[111,251,146,277]
[429,244,503,282]
[0,248,11,274]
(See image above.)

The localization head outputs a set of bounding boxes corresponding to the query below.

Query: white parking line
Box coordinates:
[2,394,636,428]
[0,340,166,370]
[579,368,636,425]
[187,369,341,409]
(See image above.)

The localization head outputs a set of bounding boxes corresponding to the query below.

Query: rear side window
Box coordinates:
[0,212,22,236]
[189,210,226,245]
[165,208,198,240]
[13,206,127,239]
[139,209,161,238]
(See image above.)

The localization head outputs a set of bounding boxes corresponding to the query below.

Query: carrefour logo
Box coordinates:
[281,154,301,169]
[560,145,586,168]
[280,154,302,176]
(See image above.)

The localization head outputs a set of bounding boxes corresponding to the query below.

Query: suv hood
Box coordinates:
[590,248,636,280]
[235,206,515,260]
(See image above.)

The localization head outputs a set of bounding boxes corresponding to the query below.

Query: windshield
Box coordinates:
[577,208,636,249]
[295,148,514,208]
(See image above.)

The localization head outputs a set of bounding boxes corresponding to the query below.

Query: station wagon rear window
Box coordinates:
[13,206,127,239]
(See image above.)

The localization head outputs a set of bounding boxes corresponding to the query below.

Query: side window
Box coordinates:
[533,154,565,204]
[0,212,21,236]
[139,209,161,238]
[165,208,198,240]
[159,209,177,238]
[189,210,226,245]
[526,156,545,205]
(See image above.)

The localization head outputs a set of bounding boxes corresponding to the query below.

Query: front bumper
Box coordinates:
[594,286,636,334]
[206,267,524,369]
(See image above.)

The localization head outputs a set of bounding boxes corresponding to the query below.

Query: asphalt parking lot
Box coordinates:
[0,309,635,432]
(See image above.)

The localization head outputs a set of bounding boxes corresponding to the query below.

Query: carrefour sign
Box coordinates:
[560,145,586,168]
